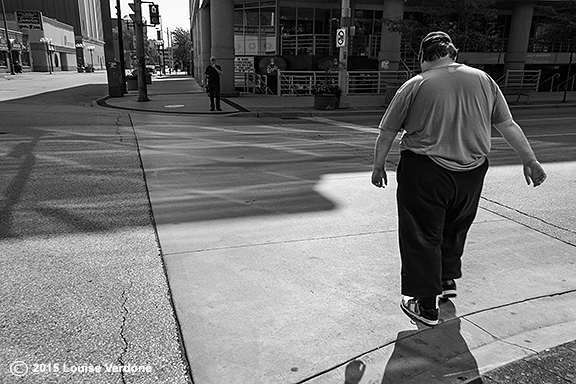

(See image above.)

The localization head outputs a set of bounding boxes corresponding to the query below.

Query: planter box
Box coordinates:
[313,94,338,110]
[126,78,138,90]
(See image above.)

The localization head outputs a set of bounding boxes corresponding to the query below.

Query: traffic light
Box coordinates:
[157,30,162,40]
[149,4,160,25]
[128,2,139,23]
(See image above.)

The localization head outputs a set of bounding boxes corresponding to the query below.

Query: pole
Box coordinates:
[563,52,573,103]
[167,27,171,74]
[1,0,15,75]
[116,0,127,93]
[48,43,53,73]
[135,0,149,101]
[338,0,350,108]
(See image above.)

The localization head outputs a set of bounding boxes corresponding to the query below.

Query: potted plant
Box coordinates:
[312,82,342,110]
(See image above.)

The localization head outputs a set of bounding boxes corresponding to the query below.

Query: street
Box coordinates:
[0,83,191,384]
[130,106,575,382]
[1,78,575,383]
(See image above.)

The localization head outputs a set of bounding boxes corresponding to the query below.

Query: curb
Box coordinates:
[96,94,576,117]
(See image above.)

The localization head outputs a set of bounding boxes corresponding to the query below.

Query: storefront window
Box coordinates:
[297,7,314,35]
[235,1,277,56]
[0,51,7,67]
[280,7,296,36]
[21,51,30,66]
[260,7,276,54]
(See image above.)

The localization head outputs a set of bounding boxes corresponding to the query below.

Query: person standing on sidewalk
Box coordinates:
[204,56,222,111]
[371,31,547,326]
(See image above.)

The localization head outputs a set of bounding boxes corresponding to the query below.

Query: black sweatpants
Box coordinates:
[396,150,489,298]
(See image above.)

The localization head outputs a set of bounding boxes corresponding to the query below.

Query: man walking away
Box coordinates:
[371,31,547,326]
[204,56,222,111]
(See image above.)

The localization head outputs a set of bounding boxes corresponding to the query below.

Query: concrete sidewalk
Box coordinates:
[101,72,576,117]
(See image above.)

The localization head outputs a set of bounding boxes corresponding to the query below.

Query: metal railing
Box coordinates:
[279,33,573,59]
[540,73,561,92]
[281,34,332,56]
[528,39,575,53]
[235,71,274,95]
[276,70,408,96]
[552,74,576,93]
[500,69,541,89]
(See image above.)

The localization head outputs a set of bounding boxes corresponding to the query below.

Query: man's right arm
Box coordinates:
[371,129,398,188]
[493,119,547,187]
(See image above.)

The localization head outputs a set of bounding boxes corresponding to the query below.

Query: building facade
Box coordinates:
[2,0,105,70]
[190,0,575,94]
[0,13,76,72]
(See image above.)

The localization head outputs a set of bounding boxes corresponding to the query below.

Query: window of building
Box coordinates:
[235,1,278,56]
[0,51,7,67]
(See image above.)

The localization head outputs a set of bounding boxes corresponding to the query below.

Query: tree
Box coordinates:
[384,0,498,51]
[534,0,576,47]
[171,27,192,71]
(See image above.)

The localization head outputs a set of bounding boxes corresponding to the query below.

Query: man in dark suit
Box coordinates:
[204,56,222,111]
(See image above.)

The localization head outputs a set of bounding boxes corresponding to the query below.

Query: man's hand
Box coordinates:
[372,166,387,188]
[523,160,547,187]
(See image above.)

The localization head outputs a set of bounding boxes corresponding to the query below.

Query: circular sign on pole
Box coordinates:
[336,28,347,48]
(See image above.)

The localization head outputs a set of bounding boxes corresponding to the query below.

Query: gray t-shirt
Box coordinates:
[379,63,513,171]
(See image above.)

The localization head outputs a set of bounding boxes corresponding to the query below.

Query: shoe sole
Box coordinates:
[439,290,457,299]
[400,303,439,326]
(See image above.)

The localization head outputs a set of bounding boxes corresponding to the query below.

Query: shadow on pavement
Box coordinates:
[0,84,108,105]
[380,300,482,384]
[0,104,149,239]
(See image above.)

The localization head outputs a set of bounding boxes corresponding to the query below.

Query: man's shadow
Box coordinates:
[380,300,483,383]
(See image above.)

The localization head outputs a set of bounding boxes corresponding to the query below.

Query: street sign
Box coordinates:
[336,28,347,47]
[16,10,43,30]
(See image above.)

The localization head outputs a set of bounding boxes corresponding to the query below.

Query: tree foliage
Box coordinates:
[535,0,576,44]
[171,27,192,67]
[384,0,498,51]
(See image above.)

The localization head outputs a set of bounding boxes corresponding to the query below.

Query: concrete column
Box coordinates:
[200,6,211,83]
[210,0,236,95]
[378,0,404,71]
[504,1,534,71]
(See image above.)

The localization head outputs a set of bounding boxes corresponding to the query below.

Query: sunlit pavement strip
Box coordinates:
[302,116,380,133]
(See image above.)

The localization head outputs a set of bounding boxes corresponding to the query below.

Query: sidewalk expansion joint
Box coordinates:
[462,317,539,354]
[480,196,576,246]
[162,229,398,257]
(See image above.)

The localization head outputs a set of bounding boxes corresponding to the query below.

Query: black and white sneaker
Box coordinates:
[400,296,439,326]
[439,279,457,299]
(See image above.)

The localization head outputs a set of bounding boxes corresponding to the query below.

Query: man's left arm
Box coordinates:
[493,119,547,187]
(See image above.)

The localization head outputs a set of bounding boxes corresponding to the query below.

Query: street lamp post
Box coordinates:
[1,0,15,75]
[155,40,163,75]
[87,45,95,71]
[75,42,85,70]
[39,37,52,74]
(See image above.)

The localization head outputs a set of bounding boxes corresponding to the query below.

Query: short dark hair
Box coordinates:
[419,31,459,62]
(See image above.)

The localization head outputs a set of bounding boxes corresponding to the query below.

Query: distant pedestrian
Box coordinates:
[204,56,222,111]
[371,31,547,326]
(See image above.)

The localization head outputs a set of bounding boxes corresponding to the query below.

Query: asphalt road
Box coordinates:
[0,85,191,384]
